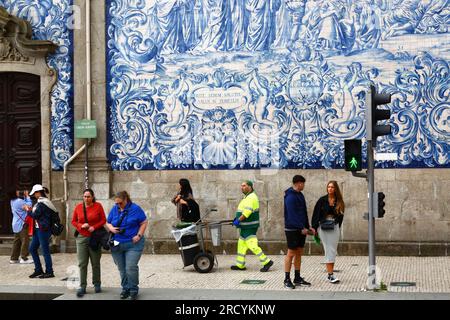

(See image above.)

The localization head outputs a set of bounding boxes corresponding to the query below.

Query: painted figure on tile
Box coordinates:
[194,0,232,52]
[245,0,281,51]
[155,0,187,54]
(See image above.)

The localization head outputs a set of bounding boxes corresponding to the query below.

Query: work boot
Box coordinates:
[230,265,246,271]
[260,260,273,272]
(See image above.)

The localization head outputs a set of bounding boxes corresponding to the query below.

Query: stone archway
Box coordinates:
[0,7,57,190]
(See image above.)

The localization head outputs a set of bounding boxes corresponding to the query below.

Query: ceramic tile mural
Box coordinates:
[0,0,74,170]
[101,0,447,170]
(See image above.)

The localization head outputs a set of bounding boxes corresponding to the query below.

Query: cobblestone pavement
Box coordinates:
[1,254,449,294]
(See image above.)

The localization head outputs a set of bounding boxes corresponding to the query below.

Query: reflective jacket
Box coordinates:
[235,192,260,230]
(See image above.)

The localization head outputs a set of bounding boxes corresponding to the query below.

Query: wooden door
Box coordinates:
[0,72,41,234]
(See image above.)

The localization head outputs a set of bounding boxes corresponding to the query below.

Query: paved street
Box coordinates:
[1,254,449,300]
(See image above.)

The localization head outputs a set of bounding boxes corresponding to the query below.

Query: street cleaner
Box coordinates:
[230,180,274,272]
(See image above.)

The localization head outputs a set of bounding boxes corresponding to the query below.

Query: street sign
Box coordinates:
[375,152,398,161]
[75,119,97,139]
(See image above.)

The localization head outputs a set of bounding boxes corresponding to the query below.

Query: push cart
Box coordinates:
[171,209,232,273]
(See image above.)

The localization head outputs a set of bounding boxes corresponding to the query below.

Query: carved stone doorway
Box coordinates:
[0,72,42,234]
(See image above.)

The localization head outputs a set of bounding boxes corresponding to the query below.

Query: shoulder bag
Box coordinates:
[82,203,110,250]
[319,198,337,231]
[320,219,336,230]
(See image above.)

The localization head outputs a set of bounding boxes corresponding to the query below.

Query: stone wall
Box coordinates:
[110,168,450,241]
[59,165,450,255]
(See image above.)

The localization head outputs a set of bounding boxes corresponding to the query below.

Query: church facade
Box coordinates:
[0,0,449,254]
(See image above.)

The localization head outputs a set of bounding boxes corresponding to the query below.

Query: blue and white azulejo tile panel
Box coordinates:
[0,0,74,170]
[106,0,449,170]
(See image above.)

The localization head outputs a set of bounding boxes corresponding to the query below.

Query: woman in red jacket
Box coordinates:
[71,188,106,297]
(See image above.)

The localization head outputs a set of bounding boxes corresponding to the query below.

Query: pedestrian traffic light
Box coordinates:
[344,139,362,171]
[366,85,392,147]
[374,192,386,218]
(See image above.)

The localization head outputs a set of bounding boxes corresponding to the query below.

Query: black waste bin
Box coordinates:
[177,233,200,267]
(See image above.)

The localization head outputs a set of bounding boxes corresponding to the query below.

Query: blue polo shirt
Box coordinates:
[107,202,147,243]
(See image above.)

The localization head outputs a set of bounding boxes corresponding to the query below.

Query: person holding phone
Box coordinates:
[9,189,33,264]
[106,191,148,300]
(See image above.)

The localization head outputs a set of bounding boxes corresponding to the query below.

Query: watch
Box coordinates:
[137,234,142,238]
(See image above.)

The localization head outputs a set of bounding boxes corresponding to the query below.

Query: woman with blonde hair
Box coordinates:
[311,181,345,283]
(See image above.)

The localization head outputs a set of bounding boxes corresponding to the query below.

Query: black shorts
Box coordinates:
[285,230,306,249]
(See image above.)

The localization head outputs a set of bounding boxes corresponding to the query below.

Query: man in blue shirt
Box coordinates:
[283,175,315,289]
[9,190,33,264]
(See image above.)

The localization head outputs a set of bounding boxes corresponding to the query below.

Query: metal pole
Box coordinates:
[367,140,376,289]
[84,138,89,190]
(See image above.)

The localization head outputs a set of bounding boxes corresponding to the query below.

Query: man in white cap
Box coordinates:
[28,184,57,278]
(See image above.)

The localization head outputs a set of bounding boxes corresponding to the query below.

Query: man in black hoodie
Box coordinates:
[283,175,315,289]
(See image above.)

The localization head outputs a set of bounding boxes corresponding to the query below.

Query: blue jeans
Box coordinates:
[111,237,145,294]
[29,229,53,273]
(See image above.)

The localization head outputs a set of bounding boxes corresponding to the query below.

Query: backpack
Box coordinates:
[49,209,64,236]
[182,199,200,223]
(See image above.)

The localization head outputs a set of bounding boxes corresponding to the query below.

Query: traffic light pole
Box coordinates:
[367,140,377,289]
[348,85,392,290]
[351,145,377,290]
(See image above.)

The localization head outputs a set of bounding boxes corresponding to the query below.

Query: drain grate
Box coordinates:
[241,279,266,285]
[390,282,416,287]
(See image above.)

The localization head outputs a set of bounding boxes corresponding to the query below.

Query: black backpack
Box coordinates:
[182,199,200,223]
[49,209,64,236]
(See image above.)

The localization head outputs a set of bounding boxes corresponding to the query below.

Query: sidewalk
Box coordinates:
[1,254,449,299]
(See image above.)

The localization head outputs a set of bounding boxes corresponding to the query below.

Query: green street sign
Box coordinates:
[75,119,97,139]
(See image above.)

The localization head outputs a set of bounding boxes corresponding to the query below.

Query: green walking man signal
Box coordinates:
[344,139,362,172]
[349,157,359,169]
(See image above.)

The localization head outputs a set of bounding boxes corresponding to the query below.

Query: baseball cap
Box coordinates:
[29,184,45,196]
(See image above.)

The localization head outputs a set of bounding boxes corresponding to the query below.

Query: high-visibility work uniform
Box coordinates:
[234,192,270,269]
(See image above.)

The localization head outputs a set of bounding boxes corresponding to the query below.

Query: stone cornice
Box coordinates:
[0,6,57,62]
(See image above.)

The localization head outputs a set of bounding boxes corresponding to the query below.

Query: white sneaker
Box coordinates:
[9,260,19,264]
[327,274,340,283]
[19,258,33,264]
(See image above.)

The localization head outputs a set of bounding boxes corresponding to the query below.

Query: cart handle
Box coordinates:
[218,219,233,225]
[195,208,218,225]
[196,219,233,227]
